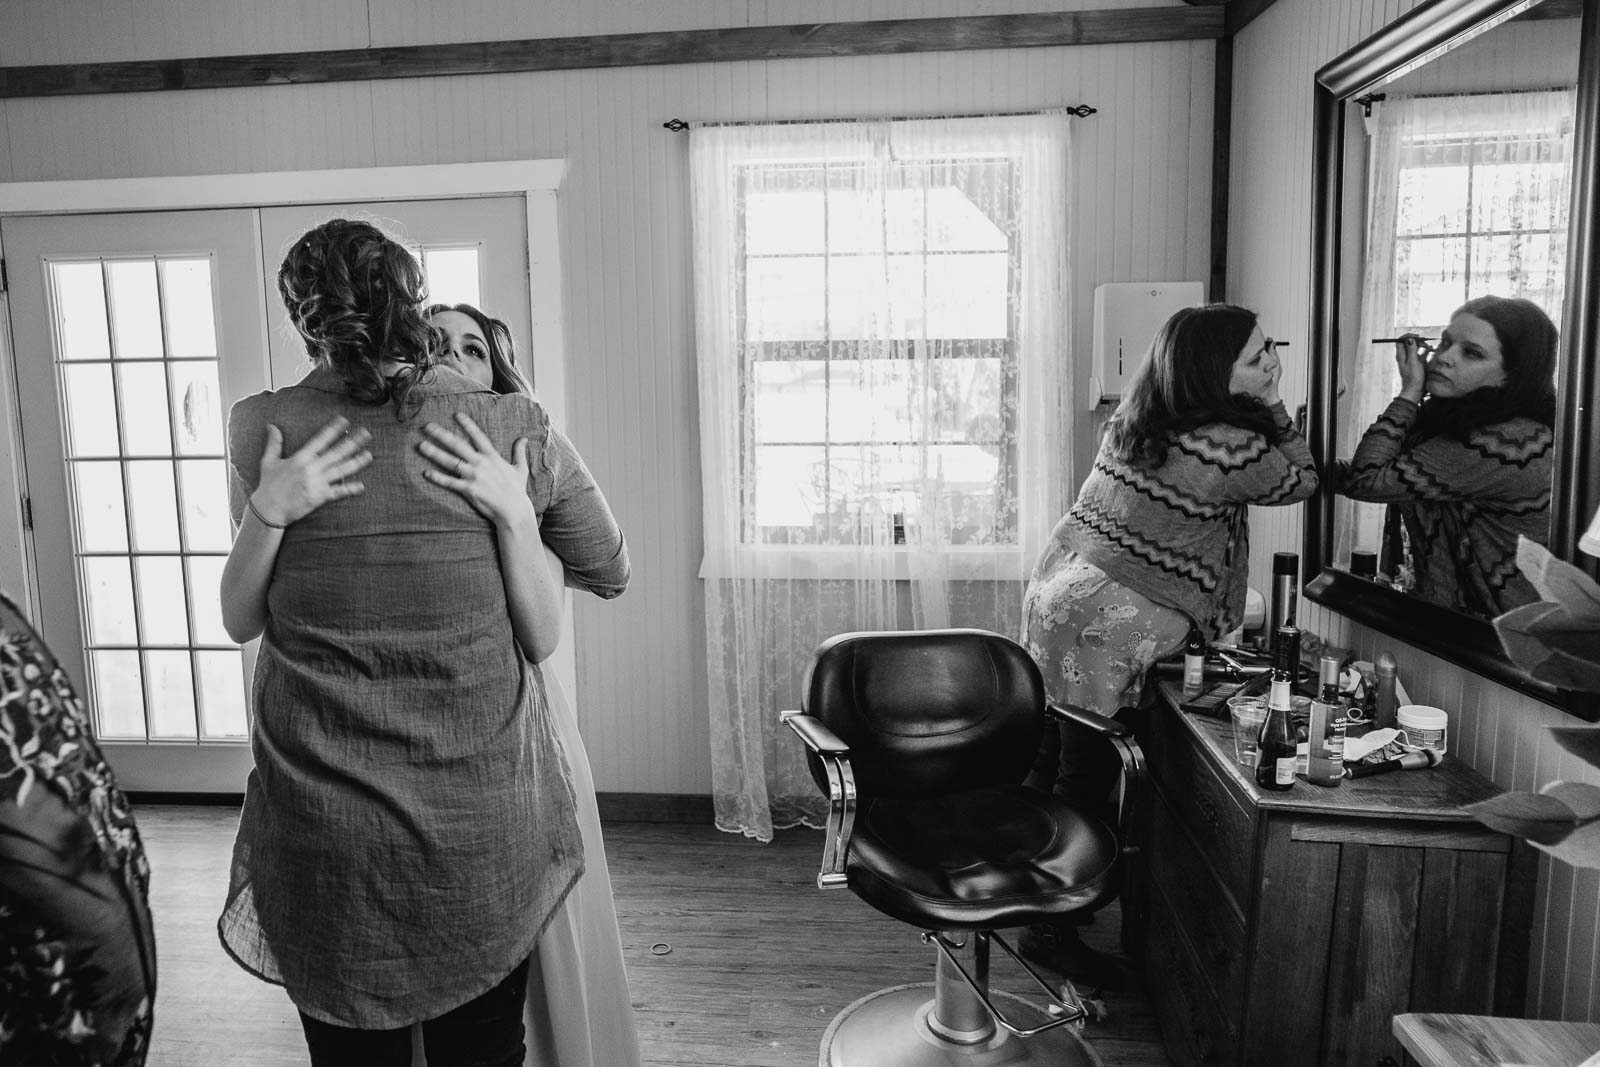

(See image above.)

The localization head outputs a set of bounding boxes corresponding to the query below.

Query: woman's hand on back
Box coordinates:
[419,413,537,530]
[251,417,373,526]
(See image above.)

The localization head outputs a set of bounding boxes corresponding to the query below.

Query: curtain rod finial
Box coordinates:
[1066,105,1097,117]
[663,118,690,132]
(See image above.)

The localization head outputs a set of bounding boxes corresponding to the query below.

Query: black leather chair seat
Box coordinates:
[847,783,1119,931]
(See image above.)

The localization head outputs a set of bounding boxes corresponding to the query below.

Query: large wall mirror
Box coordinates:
[1305,0,1600,719]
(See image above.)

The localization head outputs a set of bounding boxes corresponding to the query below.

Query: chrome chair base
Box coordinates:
[818,983,1105,1067]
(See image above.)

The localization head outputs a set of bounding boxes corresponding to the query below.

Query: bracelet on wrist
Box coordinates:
[248,498,288,530]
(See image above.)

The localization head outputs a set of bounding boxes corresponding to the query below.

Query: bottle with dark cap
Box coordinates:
[1255,625,1301,792]
[1269,551,1299,638]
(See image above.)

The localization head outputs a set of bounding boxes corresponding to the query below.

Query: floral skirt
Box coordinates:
[1021,548,1190,804]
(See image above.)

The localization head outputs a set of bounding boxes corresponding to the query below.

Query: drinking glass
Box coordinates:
[1228,695,1269,768]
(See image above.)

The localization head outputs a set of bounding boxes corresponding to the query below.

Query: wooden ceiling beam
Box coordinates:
[0,8,1226,99]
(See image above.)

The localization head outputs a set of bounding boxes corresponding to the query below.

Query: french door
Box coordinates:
[2,197,530,790]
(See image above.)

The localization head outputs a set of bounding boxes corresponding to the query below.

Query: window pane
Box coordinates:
[1472,160,1567,232]
[72,461,129,553]
[161,258,218,358]
[926,253,1008,339]
[195,650,248,739]
[925,187,1009,252]
[746,258,825,340]
[170,361,225,455]
[82,556,138,645]
[126,461,181,551]
[423,248,481,309]
[747,190,826,255]
[136,556,189,645]
[1471,233,1563,303]
[178,459,234,552]
[828,359,919,443]
[106,260,163,361]
[118,361,175,456]
[51,262,112,362]
[1394,237,1468,326]
[61,363,121,458]
[90,650,145,739]
[1396,165,1469,235]
[753,444,836,538]
[144,650,197,739]
[186,556,230,645]
[754,360,827,443]
[825,188,890,255]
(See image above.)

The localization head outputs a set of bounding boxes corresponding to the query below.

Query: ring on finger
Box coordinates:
[456,458,467,477]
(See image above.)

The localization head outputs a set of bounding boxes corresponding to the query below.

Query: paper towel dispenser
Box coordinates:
[1090,281,1205,408]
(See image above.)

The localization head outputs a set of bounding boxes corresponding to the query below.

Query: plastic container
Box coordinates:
[1397,704,1448,758]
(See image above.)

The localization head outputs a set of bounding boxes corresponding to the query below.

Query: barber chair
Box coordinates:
[781,628,1145,1066]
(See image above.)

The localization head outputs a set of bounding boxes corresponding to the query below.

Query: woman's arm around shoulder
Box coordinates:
[511,394,629,600]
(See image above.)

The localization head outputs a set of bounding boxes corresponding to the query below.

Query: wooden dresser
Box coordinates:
[1139,682,1535,1067]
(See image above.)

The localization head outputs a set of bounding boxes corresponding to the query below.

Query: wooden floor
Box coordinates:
[137,805,1171,1066]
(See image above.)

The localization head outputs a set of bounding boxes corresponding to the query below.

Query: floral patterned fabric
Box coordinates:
[0,591,154,1067]
[1023,547,1191,720]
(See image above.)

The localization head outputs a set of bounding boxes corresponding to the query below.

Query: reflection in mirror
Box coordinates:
[1329,2,1579,618]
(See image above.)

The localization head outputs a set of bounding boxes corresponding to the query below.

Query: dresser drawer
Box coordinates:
[1144,713,1256,903]
[1150,797,1248,1025]
[1146,885,1237,1067]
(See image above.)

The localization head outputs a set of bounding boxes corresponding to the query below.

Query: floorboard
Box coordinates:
[134,805,1171,1066]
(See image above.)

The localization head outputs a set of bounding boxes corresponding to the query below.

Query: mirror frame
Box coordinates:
[1304,0,1600,719]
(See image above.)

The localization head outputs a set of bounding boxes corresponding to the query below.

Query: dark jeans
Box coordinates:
[298,956,531,1067]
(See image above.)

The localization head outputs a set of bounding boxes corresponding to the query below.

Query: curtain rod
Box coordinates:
[662,105,1094,131]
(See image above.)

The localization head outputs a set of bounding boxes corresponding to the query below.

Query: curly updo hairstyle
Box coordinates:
[277,218,434,411]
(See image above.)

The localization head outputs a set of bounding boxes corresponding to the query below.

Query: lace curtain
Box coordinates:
[1335,89,1573,569]
[690,113,1073,840]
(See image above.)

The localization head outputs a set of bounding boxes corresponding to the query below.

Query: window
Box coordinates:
[742,161,1019,547]
[1387,91,1571,337]
[692,114,1069,577]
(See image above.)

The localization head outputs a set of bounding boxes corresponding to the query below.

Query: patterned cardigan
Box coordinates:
[1338,396,1552,615]
[1052,401,1318,638]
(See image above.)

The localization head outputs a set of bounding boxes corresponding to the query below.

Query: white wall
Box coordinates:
[0,0,1216,796]
[1229,0,1600,1023]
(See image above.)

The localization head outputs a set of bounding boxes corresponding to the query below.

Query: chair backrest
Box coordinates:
[800,628,1046,798]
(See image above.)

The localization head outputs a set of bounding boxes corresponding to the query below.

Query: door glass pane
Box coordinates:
[72,461,129,552]
[196,650,248,739]
[144,650,197,739]
[61,364,120,457]
[136,556,189,645]
[118,362,174,456]
[126,461,181,551]
[82,557,137,645]
[178,460,233,551]
[186,556,230,645]
[51,262,112,362]
[161,258,217,358]
[106,260,163,361]
[90,650,145,739]
[170,362,224,455]
[422,247,481,309]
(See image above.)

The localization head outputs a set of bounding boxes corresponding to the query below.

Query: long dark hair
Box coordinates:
[1104,302,1279,467]
[276,218,434,411]
[424,302,532,397]
[1412,295,1558,441]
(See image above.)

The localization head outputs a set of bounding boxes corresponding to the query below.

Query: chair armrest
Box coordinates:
[781,710,850,756]
[779,711,856,890]
[1046,701,1147,860]
[1046,700,1131,738]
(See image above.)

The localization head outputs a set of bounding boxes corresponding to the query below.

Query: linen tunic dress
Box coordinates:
[218,364,629,1028]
